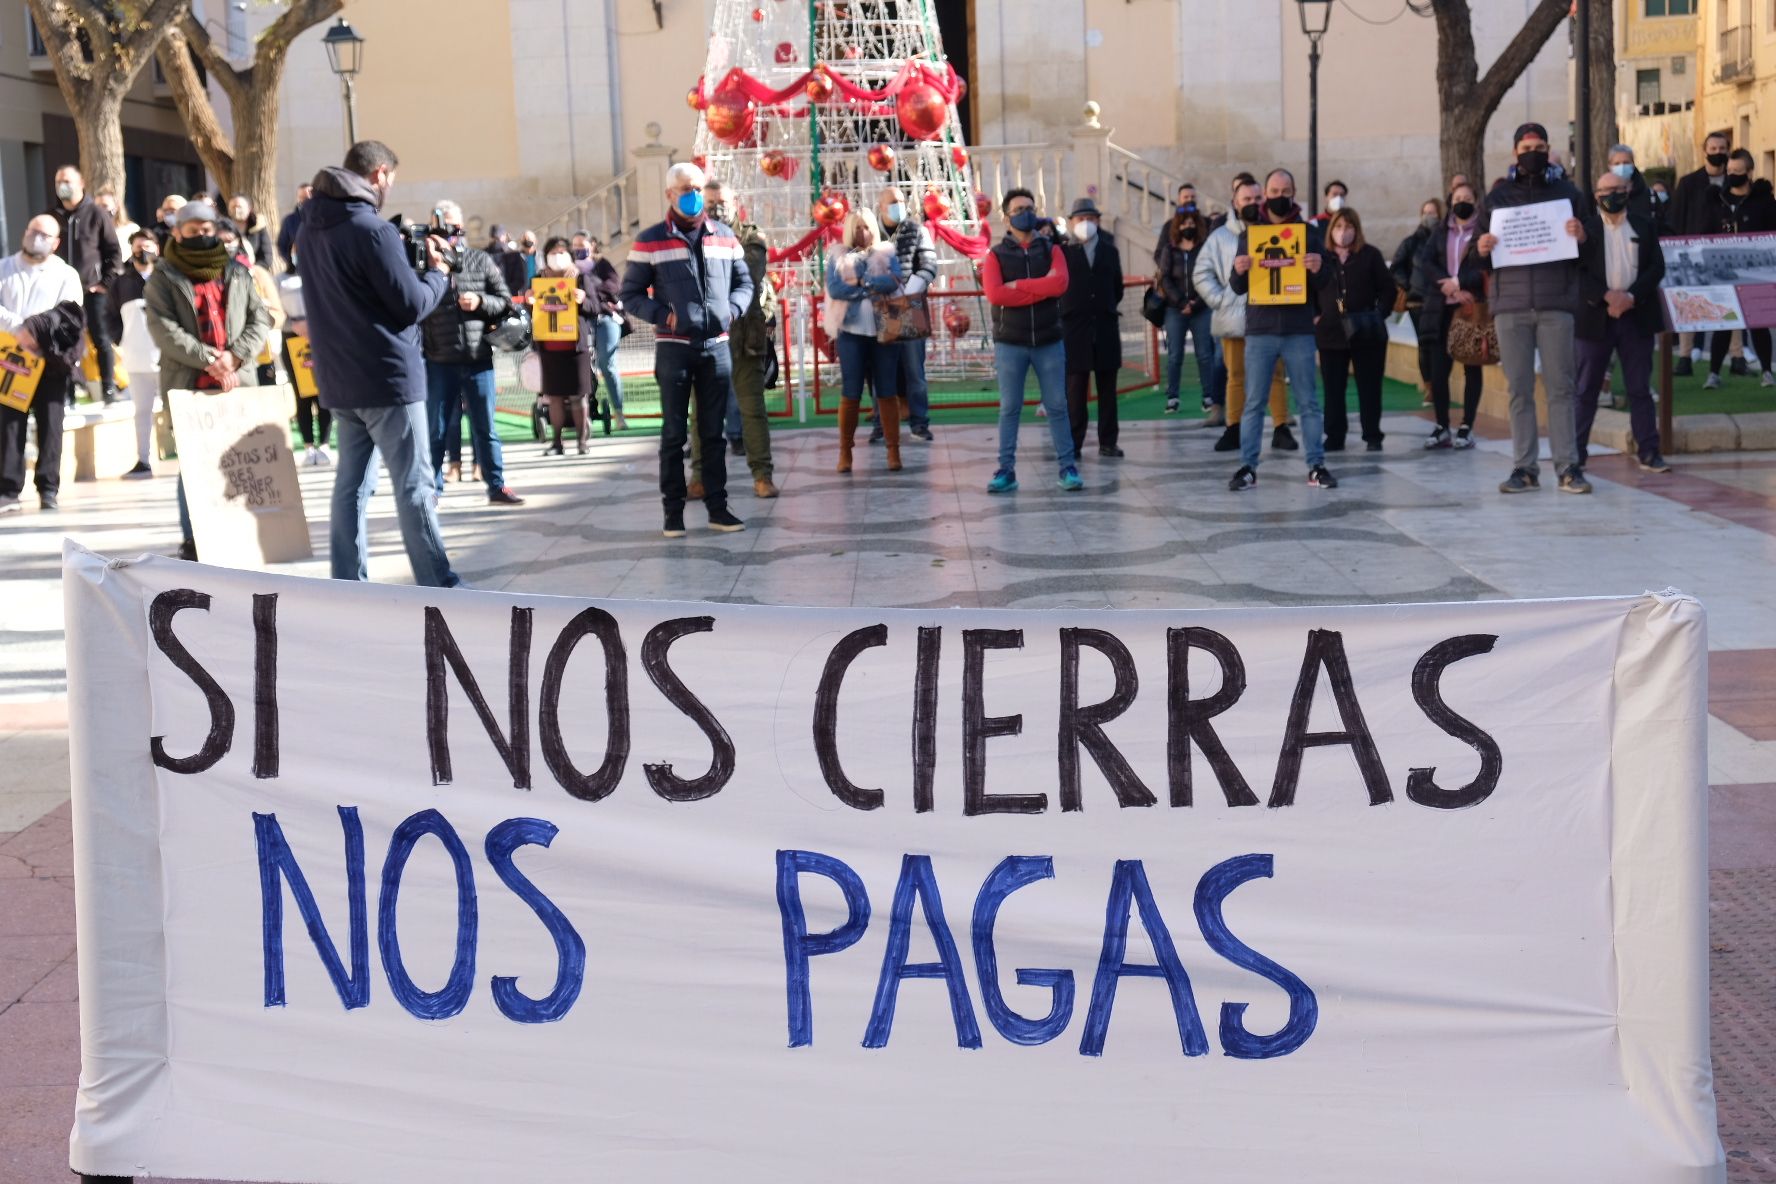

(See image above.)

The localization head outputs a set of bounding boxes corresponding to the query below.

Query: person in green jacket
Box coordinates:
[690,180,779,499]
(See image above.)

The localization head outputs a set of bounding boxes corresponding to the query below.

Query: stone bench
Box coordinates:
[57,400,147,484]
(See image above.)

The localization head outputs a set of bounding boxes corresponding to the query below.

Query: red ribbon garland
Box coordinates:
[927,216,992,261]
[767,222,843,265]
[694,60,962,109]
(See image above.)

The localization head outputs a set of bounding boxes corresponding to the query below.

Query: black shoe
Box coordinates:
[708,507,746,533]
[729,438,745,456]
[101,385,121,405]
[1272,424,1299,451]
[1673,357,1693,377]
[1323,438,1345,452]
[910,425,934,442]
[1731,356,1749,376]
[1557,466,1593,494]
[1637,452,1673,473]
[1212,425,1240,452]
[1228,465,1257,492]
[1099,445,1124,458]
[488,486,526,505]
[1364,440,1383,453]
[545,441,564,456]
[39,491,58,510]
[662,510,686,538]
[1498,468,1540,494]
[1308,465,1338,489]
[0,495,19,514]
[1164,398,1180,414]
[177,538,198,561]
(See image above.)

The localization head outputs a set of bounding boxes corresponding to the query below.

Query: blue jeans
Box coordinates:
[994,339,1073,473]
[1165,305,1222,404]
[836,331,901,404]
[901,337,930,428]
[1240,334,1323,469]
[594,315,624,411]
[330,401,460,587]
[426,361,502,492]
[723,384,743,440]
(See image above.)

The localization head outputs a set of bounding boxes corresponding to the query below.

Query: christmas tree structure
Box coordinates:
[687,0,989,371]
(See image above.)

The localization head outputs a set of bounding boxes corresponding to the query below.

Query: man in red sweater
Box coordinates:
[981,188,1079,493]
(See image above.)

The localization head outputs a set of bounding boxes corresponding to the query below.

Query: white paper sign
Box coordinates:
[1488,198,1579,268]
[62,543,1724,1184]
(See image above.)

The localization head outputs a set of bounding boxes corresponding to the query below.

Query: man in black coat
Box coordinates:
[277,183,311,272]
[44,165,123,402]
[1667,129,1731,375]
[1605,145,1657,227]
[485,224,530,298]
[420,199,522,505]
[1574,170,1667,473]
[1060,197,1125,458]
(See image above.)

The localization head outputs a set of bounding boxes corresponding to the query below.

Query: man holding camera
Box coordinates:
[297,140,462,588]
[421,199,522,505]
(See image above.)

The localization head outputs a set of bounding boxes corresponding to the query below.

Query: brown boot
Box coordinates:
[882,396,904,471]
[837,401,858,473]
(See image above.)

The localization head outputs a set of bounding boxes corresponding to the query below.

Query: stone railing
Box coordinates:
[536,165,642,246]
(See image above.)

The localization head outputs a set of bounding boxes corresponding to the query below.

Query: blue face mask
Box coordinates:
[885,202,906,226]
[675,190,706,218]
[1611,163,1635,180]
[1177,202,1197,216]
[1009,209,1037,233]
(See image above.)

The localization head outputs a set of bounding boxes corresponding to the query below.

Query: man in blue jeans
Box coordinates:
[980,187,1080,493]
[297,140,463,587]
[420,199,523,505]
[1226,168,1337,492]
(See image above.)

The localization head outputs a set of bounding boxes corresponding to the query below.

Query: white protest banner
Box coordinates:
[167,385,312,567]
[1488,198,1579,269]
[63,542,1723,1184]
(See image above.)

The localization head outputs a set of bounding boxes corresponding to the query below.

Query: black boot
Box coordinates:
[1213,424,1240,452]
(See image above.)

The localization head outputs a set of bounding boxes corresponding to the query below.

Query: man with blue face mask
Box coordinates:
[1604,145,1654,225]
[620,161,754,537]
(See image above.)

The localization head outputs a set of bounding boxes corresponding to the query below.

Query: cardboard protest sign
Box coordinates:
[165,386,312,567]
[1487,199,1579,269]
[62,548,1724,1183]
[285,335,319,398]
[0,332,45,412]
[1247,223,1308,305]
[1659,232,1776,333]
[532,276,578,342]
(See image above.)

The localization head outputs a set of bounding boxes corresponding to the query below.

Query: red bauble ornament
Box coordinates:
[774,41,798,64]
[922,189,953,222]
[750,6,765,20]
[705,88,755,144]
[943,305,970,338]
[973,191,993,219]
[951,146,970,169]
[760,149,788,178]
[692,154,708,171]
[866,143,896,173]
[956,77,968,101]
[812,190,849,227]
[768,270,788,292]
[895,79,947,141]
[806,69,834,103]
[686,81,707,110]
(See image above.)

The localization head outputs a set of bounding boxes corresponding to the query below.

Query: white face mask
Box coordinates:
[1327,195,1345,212]
[1073,219,1098,242]
[56,182,75,202]
[545,253,572,271]
[24,232,54,258]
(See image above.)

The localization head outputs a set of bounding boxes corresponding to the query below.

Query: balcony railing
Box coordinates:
[1718,26,1755,84]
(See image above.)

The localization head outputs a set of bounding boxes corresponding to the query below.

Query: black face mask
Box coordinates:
[183,235,219,252]
[1708,152,1730,170]
[1451,201,1476,221]
[1264,195,1294,218]
[1516,150,1549,177]
[1598,192,1630,214]
[1238,203,1264,224]
[1728,174,1751,192]
[133,250,154,266]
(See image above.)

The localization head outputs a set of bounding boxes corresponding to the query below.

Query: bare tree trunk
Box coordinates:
[156,27,234,197]
[74,86,128,195]
[232,86,282,229]
[1585,0,1618,184]
[1433,0,1573,194]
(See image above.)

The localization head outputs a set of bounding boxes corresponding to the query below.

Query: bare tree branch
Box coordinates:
[176,10,246,104]
[1470,0,1571,122]
[156,24,235,190]
[257,0,342,65]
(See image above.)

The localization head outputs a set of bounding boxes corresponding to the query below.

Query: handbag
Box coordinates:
[1142,282,1168,328]
[1446,276,1500,367]
[1340,309,1387,346]
[874,285,931,343]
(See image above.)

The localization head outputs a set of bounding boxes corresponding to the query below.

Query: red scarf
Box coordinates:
[192,279,227,389]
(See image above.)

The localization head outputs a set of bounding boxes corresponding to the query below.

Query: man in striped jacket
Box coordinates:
[619,161,754,538]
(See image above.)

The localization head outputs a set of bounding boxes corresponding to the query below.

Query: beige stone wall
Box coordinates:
[1697,0,1776,177]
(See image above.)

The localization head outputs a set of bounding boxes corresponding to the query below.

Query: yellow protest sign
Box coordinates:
[532,277,579,342]
[1247,223,1309,306]
[0,332,45,413]
[286,335,319,398]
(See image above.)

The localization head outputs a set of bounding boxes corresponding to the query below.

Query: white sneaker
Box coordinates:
[1763,370,1775,388]
[313,445,332,466]
[302,446,319,466]
[1704,372,1723,390]
[1691,348,1705,363]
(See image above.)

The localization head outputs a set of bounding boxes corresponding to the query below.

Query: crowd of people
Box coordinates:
[0,121,1766,571]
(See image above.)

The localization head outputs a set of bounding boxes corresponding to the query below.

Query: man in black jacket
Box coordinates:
[277,184,311,272]
[1667,130,1731,375]
[1574,170,1668,474]
[44,165,123,403]
[1478,123,1590,495]
[486,224,530,298]
[1060,197,1125,458]
[422,200,522,505]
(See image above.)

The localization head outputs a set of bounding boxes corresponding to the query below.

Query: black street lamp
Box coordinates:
[322,18,365,152]
[1297,0,1333,210]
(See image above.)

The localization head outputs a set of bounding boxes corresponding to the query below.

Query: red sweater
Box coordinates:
[981,241,1069,307]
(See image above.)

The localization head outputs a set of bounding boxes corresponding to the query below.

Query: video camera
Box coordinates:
[392,207,464,275]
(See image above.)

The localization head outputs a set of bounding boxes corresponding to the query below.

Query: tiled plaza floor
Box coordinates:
[2,407,1774,1180]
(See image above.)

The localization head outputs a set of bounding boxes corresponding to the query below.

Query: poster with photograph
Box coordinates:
[1660,232,1776,333]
